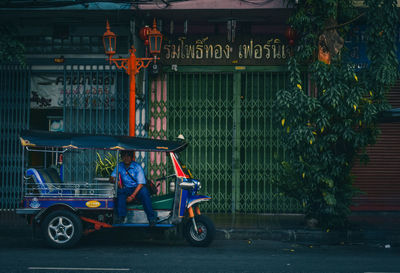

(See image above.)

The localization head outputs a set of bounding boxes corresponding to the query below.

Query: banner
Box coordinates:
[30,74,116,109]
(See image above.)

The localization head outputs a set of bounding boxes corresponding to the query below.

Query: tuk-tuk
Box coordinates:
[16,130,215,248]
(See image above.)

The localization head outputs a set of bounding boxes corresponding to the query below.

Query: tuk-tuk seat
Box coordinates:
[128,193,175,210]
[26,168,72,196]
[44,167,62,184]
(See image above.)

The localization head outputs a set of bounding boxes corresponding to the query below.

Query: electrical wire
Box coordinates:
[0,0,187,9]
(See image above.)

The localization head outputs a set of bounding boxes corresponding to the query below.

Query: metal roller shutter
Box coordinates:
[352,81,400,211]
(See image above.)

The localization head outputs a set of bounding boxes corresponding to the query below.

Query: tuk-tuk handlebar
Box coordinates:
[155,174,176,181]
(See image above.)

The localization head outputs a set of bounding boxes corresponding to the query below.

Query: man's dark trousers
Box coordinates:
[117,186,155,221]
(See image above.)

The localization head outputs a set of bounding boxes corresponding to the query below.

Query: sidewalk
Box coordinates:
[1,211,400,246]
[209,212,400,246]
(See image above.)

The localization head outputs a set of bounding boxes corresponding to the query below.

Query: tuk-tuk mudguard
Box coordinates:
[187,195,211,208]
[178,190,211,217]
[34,203,76,221]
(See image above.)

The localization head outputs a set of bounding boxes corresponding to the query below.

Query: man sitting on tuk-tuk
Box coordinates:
[110,150,157,226]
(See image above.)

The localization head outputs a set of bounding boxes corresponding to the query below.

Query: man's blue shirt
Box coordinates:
[111,161,146,188]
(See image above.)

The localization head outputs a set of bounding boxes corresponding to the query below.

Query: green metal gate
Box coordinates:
[167,71,234,213]
[0,65,31,210]
[153,66,302,214]
[238,70,300,213]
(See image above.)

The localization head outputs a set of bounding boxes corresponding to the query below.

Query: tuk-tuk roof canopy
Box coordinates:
[20,130,188,153]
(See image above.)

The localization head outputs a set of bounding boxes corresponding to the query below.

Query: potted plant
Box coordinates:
[95,152,117,180]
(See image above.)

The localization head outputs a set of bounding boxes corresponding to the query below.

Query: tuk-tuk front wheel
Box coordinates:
[41,210,83,248]
[184,215,215,247]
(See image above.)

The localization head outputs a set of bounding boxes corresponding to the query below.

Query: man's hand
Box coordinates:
[126,185,143,203]
[126,195,135,203]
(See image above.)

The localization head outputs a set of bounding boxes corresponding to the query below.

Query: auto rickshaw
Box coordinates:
[16,130,215,248]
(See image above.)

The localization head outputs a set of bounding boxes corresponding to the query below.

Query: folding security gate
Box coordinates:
[63,65,129,135]
[238,71,300,213]
[0,64,141,209]
[0,65,30,210]
[167,71,235,213]
[62,64,134,183]
[153,67,302,214]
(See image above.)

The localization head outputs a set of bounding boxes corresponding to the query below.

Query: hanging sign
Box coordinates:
[30,74,116,109]
[161,35,289,66]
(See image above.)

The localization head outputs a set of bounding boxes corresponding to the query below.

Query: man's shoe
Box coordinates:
[149,218,157,227]
[116,216,127,224]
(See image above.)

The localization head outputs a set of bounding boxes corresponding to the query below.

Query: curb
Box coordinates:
[1,225,399,246]
[215,228,400,246]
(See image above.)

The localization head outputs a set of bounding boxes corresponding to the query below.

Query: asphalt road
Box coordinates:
[0,228,399,273]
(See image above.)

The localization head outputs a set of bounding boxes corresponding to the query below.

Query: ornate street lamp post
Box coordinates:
[103,19,163,136]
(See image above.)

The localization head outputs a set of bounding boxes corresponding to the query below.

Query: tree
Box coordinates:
[275,0,399,228]
[0,25,25,64]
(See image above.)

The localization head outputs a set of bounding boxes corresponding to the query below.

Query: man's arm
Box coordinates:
[126,184,143,202]
[109,165,119,185]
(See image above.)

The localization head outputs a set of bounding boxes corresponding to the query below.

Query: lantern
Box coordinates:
[318,36,331,65]
[139,25,151,41]
[148,18,163,56]
[103,20,116,58]
[285,26,296,46]
[318,45,331,65]
[101,18,163,137]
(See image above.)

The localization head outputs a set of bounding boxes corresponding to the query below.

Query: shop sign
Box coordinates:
[161,35,289,66]
[30,74,116,109]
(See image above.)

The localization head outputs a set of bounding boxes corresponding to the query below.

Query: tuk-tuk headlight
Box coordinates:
[193,180,201,191]
[169,181,176,192]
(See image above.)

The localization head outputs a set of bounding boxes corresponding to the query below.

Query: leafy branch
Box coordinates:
[276,0,398,229]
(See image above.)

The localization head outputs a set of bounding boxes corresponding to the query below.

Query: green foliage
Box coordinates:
[276,0,399,229]
[95,152,117,178]
[0,25,25,65]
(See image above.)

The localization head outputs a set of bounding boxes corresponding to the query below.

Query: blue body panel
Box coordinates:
[23,197,114,210]
[179,189,189,217]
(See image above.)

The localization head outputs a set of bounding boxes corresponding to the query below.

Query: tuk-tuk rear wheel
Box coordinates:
[184,215,215,247]
[41,210,83,249]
